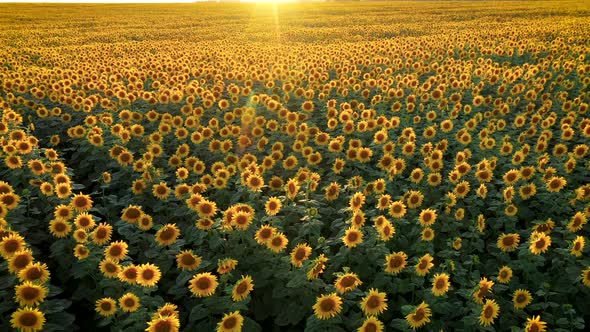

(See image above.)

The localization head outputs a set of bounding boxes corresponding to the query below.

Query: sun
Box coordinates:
[240,0,295,3]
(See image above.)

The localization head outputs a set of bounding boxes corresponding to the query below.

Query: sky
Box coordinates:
[0,0,302,3]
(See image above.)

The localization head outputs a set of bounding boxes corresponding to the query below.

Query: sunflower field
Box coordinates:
[1,1,590,331]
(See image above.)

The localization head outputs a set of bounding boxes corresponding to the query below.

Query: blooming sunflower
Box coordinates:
[137,263,161,287]
[360,288,388,316]
[570,236,585,257]
[155,224,181,246]
[479,299,499,327]
[217,311,244,332]
[497,266,513,284]
[232,275,254,302]
[264,197,282,216]
[307,254,329,280]
[0,233,26,258]
[358,316,384,332]
[529,232,551,255]
[217,258,238,275]
[313,293,342,320]
[524,315,547,332]
[119,293,141,312]
[342,227,363,248]
[497,233,520,252]
[415,253,434,276]
[104,241,128,262]
[176,250,202,271]
[513,289,533,309]
[582,267,590,287]
[146,315,180,332]
[189,272,218,297]
[431,273,450,296]
[267,232,289,253]
[405,301,431,329]
[10,307,45,332]
[254,225,276,245]
[384,251,408,274]
[70,193,92,212]
[418,209,437,227]
[334,272,362,293]
[290,243,312,267]
[14,282,47,306]
[388,200,407,219]
[95,297,117,317]
[18,262,50,283]
[99,259,121,279]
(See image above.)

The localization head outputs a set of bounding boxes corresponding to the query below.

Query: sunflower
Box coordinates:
[581,267,590,287]
[14,282,47,306]
[74,213,95,231]
[405,301,431,329]
[267,232,289,253]
[231,211,253,230]
[18,262,50,283]
[0,233,26,258]
[73,244,89,260]
[8,250,34,273]
[513,289,532,309]
[99,259,121,279]
[254,225,276,245]
[152,182,171,200]
[567,212,587,233]
[95,297,117,317]
[92,223,113,245]
[342,227,363,248]
[290,243,312,267]
[217,311,243,332]
[313,293,342,320]
[529,232,551,255]
[154,303,179,319]
[0,192,20,210]
[334,272,362,293]
[176,250,202,271]
[418,209,437,227]
[264,197,282,216]
[137,263,161,287]
[118,264,139,284]
[48,219,71,238]
[104,241,128,262]
[431,273,450,296]
[523,315,547,332]
[388,200,407,219]
[570,236,586,257]
[377,221,395,241]
[479,299,500,327]
[52,205,70,222]
[232,275,254,302]
[217,258,238,275]
[196,200,218,218]
[146,315,180,332]
[307,254,329,280]
[415,253,434,276]
[138,214,154,231]
[358,316,383,332]
[189,272,218,297]
[71,193,92,212]
[10,307,45,332]
[497,233,520,252]
[545,176,567,192]
[119,293,141,312]
[121,205,143,223]
[384,251,407,274]
[360,288,388,316]
[473,277,494,304]
[155,224,181,246]
[497,266,513,284]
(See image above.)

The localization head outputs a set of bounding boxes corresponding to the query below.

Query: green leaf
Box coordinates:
[189,304,208,322]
